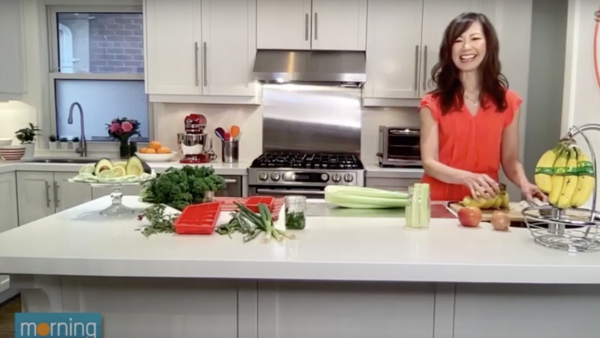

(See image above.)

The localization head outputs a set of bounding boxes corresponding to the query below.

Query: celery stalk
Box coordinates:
[420,183,430,228]
[411,183,421,227]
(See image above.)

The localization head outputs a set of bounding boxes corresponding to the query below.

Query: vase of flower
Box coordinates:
[107,117,141,159]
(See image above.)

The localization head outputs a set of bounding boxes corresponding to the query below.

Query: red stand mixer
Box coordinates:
[177,114,217,164]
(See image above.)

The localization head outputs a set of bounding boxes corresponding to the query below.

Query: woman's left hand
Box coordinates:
[520,181,547,202]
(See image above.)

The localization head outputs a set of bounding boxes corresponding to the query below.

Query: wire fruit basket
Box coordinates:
[522,124,600,252]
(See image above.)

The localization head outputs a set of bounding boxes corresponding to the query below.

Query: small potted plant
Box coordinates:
[15,123,41,159]
[59,136,70,149]
[106,117,141,159]
[72,136,80,146]
[48,135,60,150]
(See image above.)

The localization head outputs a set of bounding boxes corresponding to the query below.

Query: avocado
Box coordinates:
[94,158,114,176]
[125,155,152,176]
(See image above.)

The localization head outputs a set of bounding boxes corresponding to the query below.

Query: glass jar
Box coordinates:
[405,183,431,229]
[285,195,307,230]
[203,191,215,203]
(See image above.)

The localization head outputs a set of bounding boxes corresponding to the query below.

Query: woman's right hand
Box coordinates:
[463,173,500,200]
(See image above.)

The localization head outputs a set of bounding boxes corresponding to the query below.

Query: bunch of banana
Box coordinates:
[534,143,563,193]
[460,183,509,209]
[535,139,596,209]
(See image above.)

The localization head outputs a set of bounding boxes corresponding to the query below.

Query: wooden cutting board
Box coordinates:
[447,201,526,222]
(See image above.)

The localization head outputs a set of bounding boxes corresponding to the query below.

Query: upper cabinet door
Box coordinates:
[364,0,424,99]
[419,0,484,95]
[310,0,367,51]
[0,0,25,101]
[201,0,257,96]
[257,0,312,50]
[144,0,203,95]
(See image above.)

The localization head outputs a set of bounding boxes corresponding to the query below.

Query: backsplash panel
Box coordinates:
[153,102,420,164]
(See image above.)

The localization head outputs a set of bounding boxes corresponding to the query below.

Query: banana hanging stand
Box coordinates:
[522,123,600,252]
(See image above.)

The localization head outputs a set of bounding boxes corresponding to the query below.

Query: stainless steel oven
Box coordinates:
[377,126,421,167]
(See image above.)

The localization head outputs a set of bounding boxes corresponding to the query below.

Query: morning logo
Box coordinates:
[14,313,101,338]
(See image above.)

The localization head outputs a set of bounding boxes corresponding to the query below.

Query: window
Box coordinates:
[48,6,150,143]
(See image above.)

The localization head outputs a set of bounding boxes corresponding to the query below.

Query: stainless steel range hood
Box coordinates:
[253,50,366,87]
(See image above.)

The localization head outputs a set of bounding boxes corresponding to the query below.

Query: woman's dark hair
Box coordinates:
[429,12,508,115]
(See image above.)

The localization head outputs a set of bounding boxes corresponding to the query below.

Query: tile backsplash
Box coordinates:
[153,102,419,164]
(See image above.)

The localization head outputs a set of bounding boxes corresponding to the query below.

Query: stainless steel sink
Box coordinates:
[24,158,99,164]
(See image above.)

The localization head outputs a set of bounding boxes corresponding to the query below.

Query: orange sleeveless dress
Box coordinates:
[419,90,522,201]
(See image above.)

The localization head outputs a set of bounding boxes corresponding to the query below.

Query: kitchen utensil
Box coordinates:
[178,114,213,164]
[229,125,240,139]
[223,131,231,141]
[214,129,224,141]
[215,127,226,140]
[221,140,239,163]
[234,131,242,141]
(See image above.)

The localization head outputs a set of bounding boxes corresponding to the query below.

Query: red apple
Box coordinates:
[457,206,482,227]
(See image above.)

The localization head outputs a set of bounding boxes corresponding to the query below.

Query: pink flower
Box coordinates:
[109,122,120,133]
[121,121,133,132]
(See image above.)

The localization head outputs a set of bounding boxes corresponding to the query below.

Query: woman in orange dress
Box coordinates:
[419,12,545,202]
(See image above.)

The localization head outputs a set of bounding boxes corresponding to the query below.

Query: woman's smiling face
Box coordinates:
[452,20,486,72]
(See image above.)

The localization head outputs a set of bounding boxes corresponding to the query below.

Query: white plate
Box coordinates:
[135,151,178,162]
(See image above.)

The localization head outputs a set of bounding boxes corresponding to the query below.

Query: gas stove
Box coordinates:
[248,152,365,188]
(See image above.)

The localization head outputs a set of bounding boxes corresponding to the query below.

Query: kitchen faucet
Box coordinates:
[67,102,87,157]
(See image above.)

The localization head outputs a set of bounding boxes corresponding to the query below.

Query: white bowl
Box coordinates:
[0,145,25,161]
[135,151,178,162]
[0,138,12,147]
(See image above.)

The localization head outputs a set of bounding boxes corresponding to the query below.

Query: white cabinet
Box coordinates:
[364,0,497,103]
[144,0,259,104]
[16,172,92,225]
[257,0,312,50]
[0,172,19,233]
[145,0,202,96]
[0,0,26,101]
[257,0,367,51]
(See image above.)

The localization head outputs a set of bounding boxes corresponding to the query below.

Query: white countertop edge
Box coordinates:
[0,162,251,175]
[2,258,599,284]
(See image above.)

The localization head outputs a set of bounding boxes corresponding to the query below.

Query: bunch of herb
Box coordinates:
[137,204,179,237]
[140,165,226,210]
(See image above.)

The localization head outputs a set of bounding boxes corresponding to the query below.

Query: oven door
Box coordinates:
[249,186,325,199]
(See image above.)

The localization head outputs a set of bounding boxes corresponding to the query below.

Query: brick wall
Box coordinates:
[89,14,144,74]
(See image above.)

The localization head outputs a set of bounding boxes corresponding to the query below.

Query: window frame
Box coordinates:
[46,4,153,149]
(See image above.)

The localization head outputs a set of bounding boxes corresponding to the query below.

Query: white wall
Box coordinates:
[562,0,600,209]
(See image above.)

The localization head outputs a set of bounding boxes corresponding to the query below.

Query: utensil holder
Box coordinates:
[221,140,239,163]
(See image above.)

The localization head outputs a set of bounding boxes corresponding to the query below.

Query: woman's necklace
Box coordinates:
[464,93,480,106]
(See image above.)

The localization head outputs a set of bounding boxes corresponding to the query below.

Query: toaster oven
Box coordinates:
[377,126,422,167]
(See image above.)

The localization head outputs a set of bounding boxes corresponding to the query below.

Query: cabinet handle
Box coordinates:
[305,13,309,40]
[224,179,237,184]
[194,42,199,86]
[203,42,208,86]
[414,45,419,93]
[422,45,428,91]
[314,12,318,40]
[54,181,60,209]
[45,183,51,208]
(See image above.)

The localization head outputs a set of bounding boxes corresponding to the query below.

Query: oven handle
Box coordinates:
[256,188,325,195]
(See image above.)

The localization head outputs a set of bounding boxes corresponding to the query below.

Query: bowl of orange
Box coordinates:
[136,141,178,162]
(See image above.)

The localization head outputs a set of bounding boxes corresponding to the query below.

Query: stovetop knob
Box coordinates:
[271,172,280,181]
[332,173,341,182]
[258,172,268,181]
[344,173,354,183]
[320,173,329,182]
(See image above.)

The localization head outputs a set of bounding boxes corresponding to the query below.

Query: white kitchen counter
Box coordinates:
[3,197,600,338]
[0,160,251,175]
[0,196,597,284]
